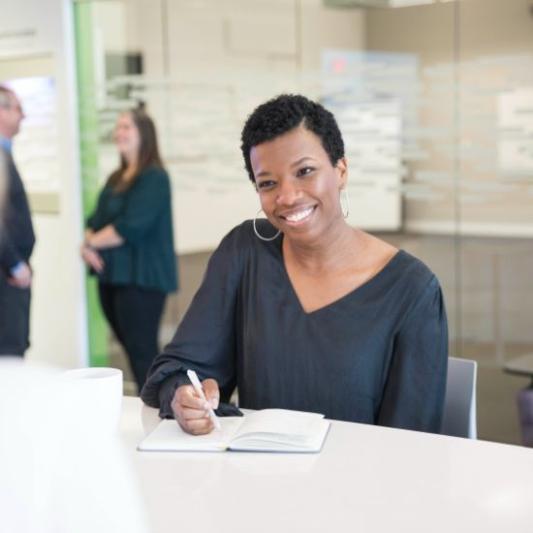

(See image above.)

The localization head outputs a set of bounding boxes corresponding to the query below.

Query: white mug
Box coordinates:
[61,367,123,434]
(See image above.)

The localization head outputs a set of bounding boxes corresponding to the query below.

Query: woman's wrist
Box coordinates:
[84,237,97,251]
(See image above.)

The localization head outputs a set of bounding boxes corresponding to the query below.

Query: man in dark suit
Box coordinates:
[0,85,35,356]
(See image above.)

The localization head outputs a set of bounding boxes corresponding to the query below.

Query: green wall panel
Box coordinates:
[74,2,109,367]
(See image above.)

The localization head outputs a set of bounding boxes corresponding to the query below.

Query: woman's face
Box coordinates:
[114,112,141,161]
[250,126,347,245]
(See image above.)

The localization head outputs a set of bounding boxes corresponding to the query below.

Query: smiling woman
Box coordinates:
[81,107,178,391]
[141,94,449,437]
[251,126,346,244]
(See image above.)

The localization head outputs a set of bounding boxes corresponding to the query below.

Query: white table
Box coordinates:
[119,397,533,533]
[505,353,533,381]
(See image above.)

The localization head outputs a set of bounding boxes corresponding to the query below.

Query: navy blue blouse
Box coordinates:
[141,220,448,433]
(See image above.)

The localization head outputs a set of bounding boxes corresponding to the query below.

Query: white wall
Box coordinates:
[91,0,366,253]
[0,0,87,367]
[367,0,533,236]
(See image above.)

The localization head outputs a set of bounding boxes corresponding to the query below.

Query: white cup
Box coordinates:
[61,367,123,434]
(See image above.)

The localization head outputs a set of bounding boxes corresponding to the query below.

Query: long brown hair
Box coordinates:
[108,106,164,191]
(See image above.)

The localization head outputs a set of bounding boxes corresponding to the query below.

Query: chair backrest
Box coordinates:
[441,357,478,439]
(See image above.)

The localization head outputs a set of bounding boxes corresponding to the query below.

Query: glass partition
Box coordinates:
[74,0,533,443]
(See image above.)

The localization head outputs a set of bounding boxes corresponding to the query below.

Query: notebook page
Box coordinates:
[231,409,324,444]
[138,417,243,452]
[230,418,330,452]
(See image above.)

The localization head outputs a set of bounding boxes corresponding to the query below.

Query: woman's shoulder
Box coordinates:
[361,232,432,281]
[360,231,438,292]
[129,166,171,198]
[213,219,280,261]
[137,165,170,183]
[382,249,442,308]
[218,220,255,250]
[221,219,280,248]
[394,249,436,282]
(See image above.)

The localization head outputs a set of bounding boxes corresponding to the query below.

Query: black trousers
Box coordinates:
[0,273,31,356]
[98,283,166,390]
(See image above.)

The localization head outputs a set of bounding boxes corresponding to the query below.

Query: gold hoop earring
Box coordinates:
[253,209,281,242]
[340,189,350,219]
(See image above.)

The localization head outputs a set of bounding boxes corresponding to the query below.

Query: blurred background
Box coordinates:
[2,0,533,445]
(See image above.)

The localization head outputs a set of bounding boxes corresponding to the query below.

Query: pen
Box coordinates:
[186,369,221,430]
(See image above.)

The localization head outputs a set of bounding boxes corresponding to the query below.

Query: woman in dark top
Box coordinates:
[81,107,178,390]
[141,94,447,434]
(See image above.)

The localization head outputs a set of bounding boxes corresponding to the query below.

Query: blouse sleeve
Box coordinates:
[86,188,106,230]
[376,276,448,433]
[140,225,246,417]
[113,169,170,244]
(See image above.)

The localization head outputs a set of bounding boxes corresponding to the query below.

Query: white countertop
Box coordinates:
[505,353,533,378]
[120,396,533,533]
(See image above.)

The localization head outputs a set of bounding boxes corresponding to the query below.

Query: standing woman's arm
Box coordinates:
[81,189,108,271]
[376,276,449,433]
[87,168,169,250]
[85,224,124,249]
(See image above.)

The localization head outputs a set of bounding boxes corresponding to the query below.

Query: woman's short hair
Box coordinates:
[240,94,345,183]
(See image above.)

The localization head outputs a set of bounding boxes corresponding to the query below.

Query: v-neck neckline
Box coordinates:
[275,238,404,316]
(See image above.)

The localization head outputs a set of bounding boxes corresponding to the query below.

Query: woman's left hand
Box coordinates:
[80,244,105,273]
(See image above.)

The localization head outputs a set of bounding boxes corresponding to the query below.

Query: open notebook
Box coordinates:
[138,409,330,453]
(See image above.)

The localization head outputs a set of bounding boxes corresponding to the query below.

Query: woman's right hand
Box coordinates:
[80,244,104,273]
[171,379,220,435]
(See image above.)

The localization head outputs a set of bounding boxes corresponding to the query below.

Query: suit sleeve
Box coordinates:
[86,186,108,230]
[0,154,32,272]
[0,234,23,274]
